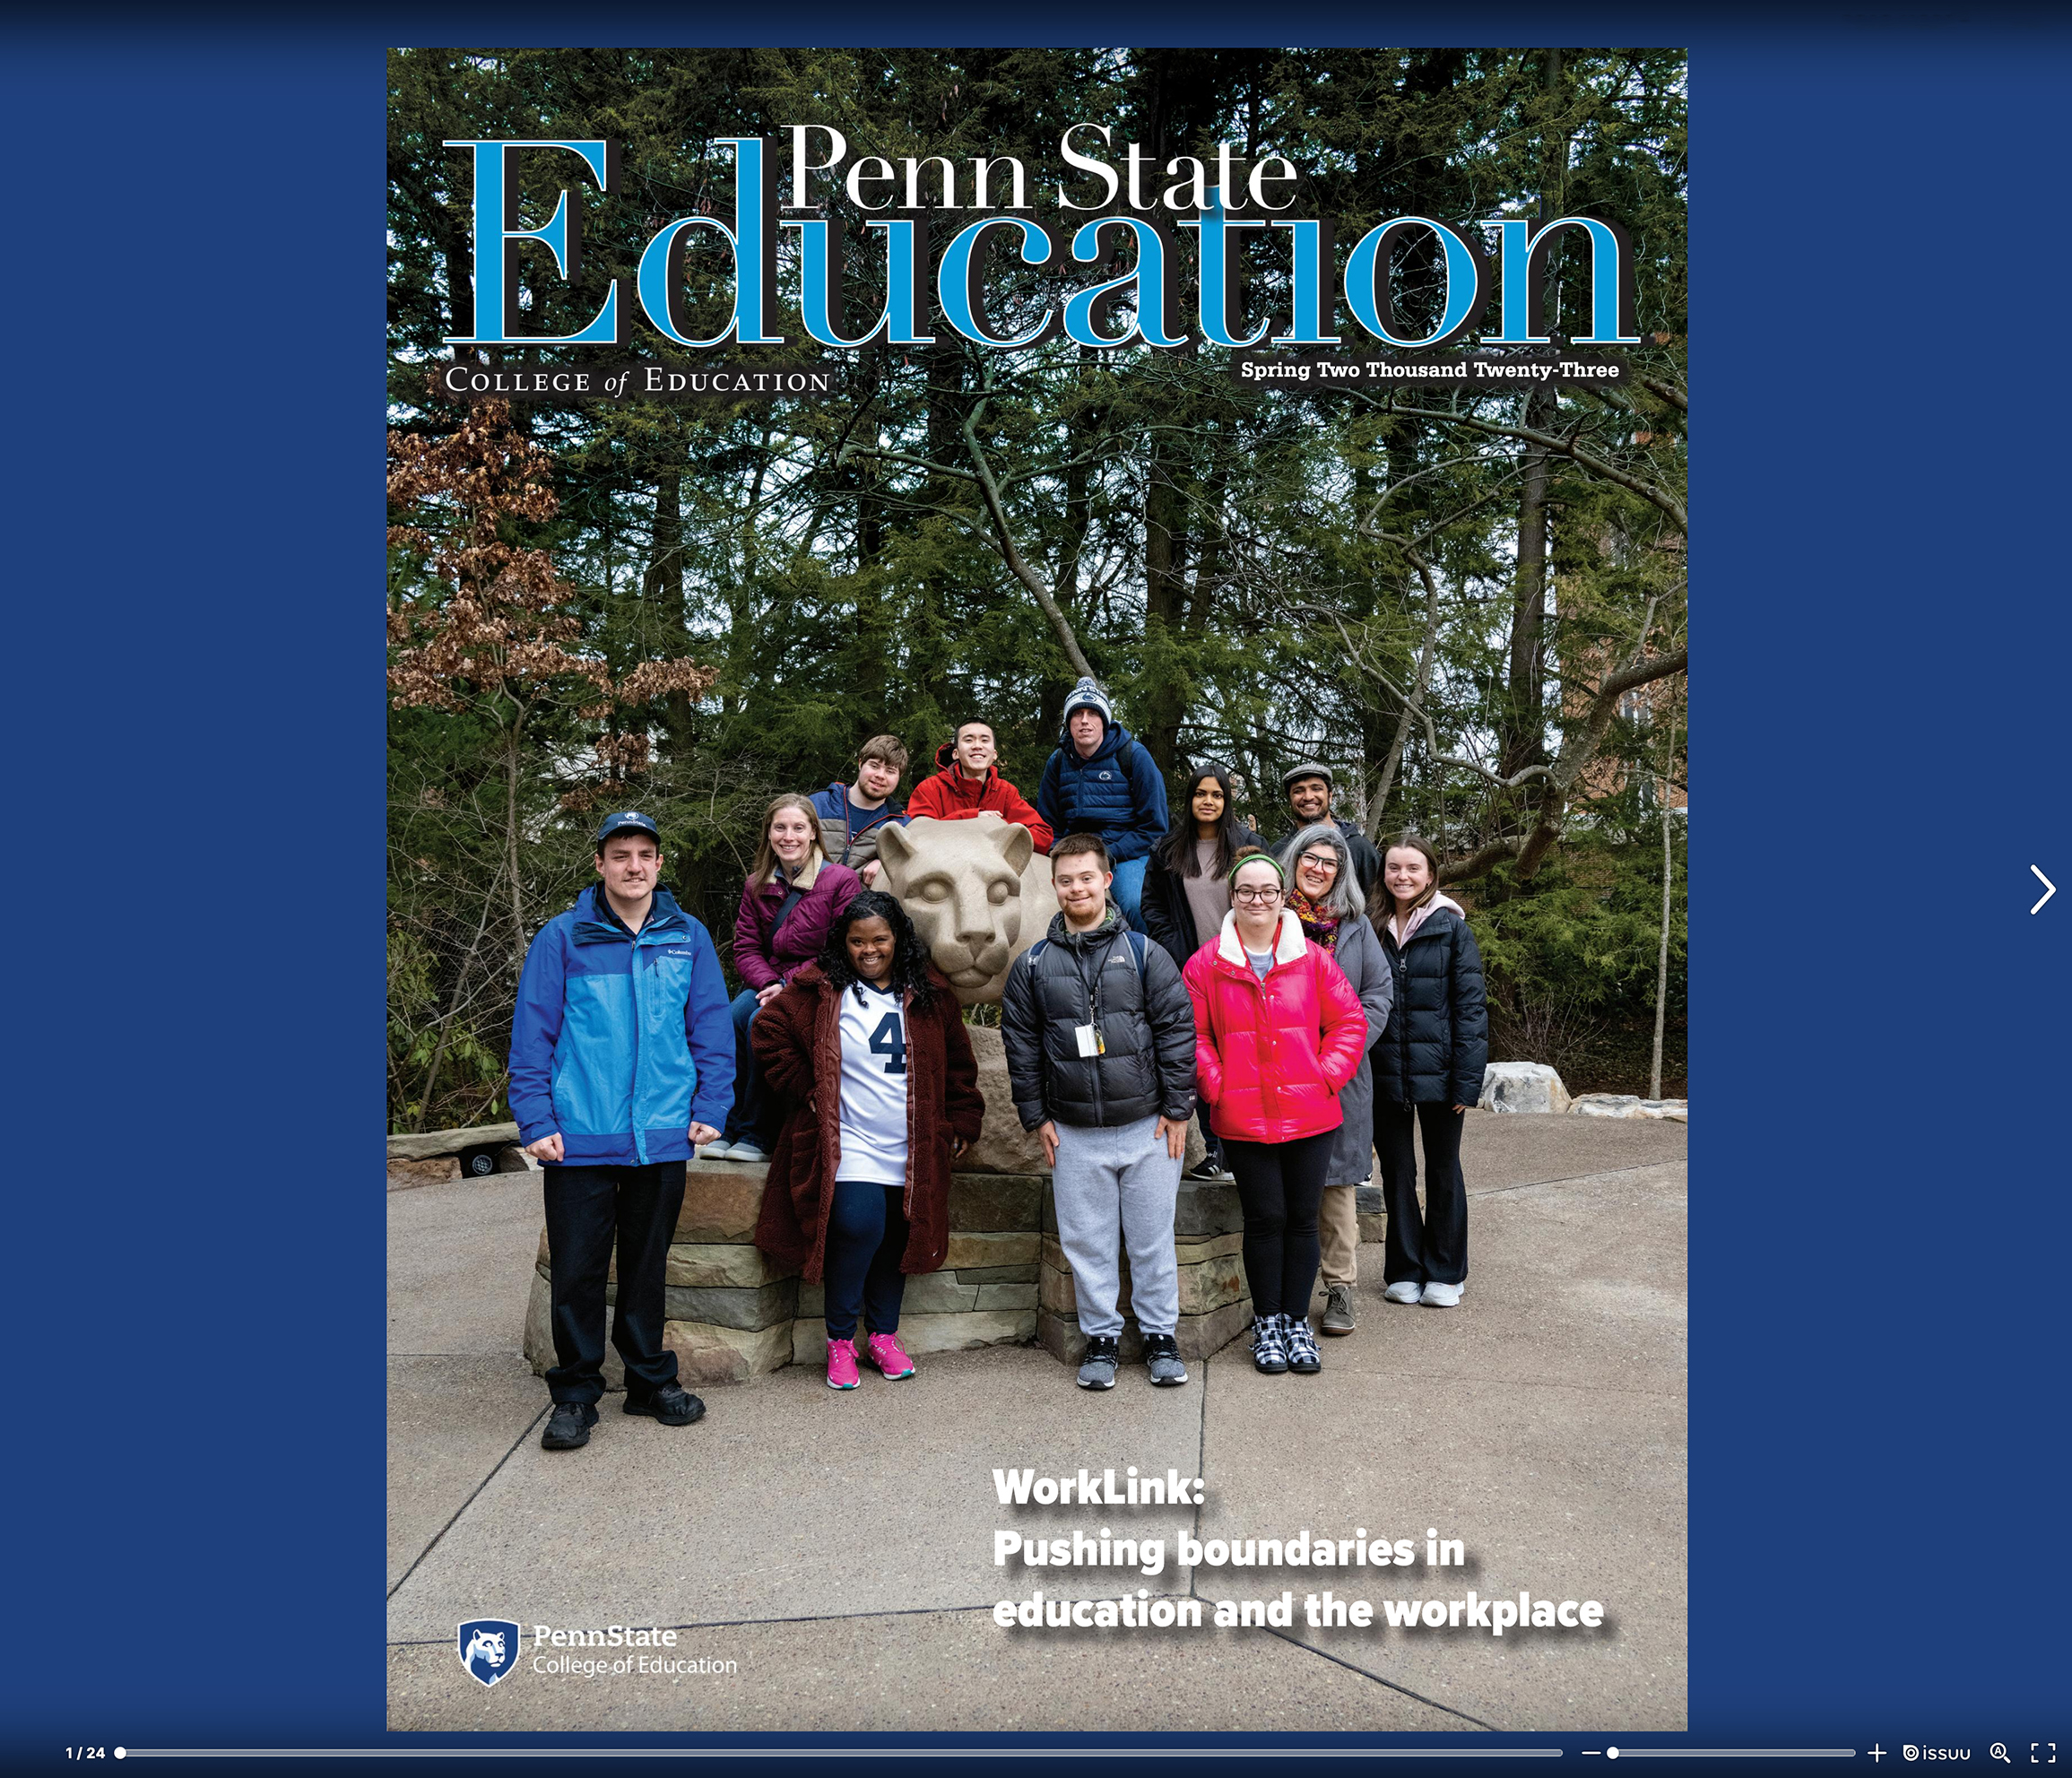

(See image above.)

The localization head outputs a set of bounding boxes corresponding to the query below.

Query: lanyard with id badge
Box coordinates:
[1028,929,1143,1059]
[1075,950,1112,1057]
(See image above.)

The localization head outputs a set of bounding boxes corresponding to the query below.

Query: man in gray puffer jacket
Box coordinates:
[1001,834,1198,1391]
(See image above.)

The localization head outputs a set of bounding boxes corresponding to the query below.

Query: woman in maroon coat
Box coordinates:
[752,891,985,1390]
[710,794,862,1164]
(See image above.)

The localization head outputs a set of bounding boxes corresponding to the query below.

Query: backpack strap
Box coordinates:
[1027,930,1147,985]
[768,883,809,939]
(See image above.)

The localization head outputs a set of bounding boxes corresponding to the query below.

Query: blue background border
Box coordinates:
[5,6,2065,1760]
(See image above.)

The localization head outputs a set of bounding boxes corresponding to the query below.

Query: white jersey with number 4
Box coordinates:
[837,982,909,1185]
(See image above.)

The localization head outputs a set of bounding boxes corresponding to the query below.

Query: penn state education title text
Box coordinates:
[438,127,1641,360]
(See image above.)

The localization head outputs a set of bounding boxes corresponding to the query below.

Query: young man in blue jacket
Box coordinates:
[508,811,736,1451]
[1036,678,1168,934]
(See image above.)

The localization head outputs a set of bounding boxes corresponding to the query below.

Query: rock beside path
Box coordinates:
[1571,1094,1689,1123]
[1478,1061,1572,1115]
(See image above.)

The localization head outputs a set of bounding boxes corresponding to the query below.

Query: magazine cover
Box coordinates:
[386,44,1688,1735]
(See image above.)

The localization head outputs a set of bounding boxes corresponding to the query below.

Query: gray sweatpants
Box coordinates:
[1052,1115,1183,1339]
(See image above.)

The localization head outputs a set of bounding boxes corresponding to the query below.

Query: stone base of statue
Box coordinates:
[521,1158,1255,1384]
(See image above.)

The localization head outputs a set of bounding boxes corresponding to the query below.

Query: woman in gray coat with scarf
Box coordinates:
[1278,822,1392,1337]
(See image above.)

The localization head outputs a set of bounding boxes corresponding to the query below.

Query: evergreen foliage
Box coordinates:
[387,45,1687,1129]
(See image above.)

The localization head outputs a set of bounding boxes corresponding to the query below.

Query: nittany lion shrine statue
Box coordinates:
[875,814,1201,1175]
[873,814,1056,1006]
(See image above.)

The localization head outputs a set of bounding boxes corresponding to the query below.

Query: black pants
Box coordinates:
[1224,1128,1333,1318]
[721,991,775,1148]
[1375,1100,1469,1287]
[542,1160,687,1404]
[822,1179,909,1341]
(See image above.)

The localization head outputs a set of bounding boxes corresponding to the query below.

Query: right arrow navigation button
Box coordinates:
[2032,865,2057,915]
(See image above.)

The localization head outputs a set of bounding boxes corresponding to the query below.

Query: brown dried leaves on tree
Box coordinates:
[386,392,715,785]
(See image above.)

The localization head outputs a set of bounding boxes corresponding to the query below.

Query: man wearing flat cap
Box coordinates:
[507,811,736,1451]
[1274,765,1383,900]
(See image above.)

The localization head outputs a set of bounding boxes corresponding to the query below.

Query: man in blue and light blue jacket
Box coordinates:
[508,810,735,1451]
[1036,678,1168,934]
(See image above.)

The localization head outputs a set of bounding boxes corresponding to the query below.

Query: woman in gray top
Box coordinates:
[1143,762,1264,1181]
[1278,821,1393,1337]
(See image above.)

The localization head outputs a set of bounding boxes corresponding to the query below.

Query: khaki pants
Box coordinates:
[1318,1182,1361,1288]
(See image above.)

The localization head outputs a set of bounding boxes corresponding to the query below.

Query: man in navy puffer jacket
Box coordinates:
[1036,678,1168,934]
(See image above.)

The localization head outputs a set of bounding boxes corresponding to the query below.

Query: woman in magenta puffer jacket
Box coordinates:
[1183,847,1366,1376]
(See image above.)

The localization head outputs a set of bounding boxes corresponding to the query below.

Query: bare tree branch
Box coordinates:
[1634,371,1687,413]
[1383,402,1688,533]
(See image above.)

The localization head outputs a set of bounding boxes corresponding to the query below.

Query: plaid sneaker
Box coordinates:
[1284,1314,1322,1374]
[1251,1314,1289,1375]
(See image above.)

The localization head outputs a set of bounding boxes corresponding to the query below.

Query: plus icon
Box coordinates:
[1869,1749,1886,1764]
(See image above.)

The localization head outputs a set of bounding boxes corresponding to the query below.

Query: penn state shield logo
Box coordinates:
[458,1618,521,1687]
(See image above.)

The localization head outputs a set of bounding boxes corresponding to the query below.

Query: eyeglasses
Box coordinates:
[1233,887,1284,904]
[1297,853,1339,873]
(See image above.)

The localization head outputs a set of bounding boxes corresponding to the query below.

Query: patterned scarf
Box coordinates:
[1287,887,1341,953]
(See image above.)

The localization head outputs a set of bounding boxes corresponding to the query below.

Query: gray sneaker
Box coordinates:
[1143,1332,1189,1387]
[1322,1284,1357,1335]
[1077,1336,1120,1390]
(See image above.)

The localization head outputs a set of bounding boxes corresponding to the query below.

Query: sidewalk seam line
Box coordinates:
[1266,1626,1497,1730]
[1371,1372,1684,1400]
[1472,1160,1683,1198]
[386,1401,550,1602]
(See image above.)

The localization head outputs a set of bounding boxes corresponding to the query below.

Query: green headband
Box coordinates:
[1227,854,1285,890]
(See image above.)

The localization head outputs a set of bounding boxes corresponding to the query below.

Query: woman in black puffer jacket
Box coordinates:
[1369,834,1487,1310]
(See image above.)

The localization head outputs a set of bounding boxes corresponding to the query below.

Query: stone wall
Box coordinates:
[522,1159,1262,1386]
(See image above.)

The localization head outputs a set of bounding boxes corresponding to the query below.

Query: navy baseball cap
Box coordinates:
[594,810,662,847]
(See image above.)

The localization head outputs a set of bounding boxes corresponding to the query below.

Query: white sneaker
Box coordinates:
[698,1139,733,1159]
[724,1141,767,1164]
[1383,1280,1424,1305]
[1420,1281,1463,1307]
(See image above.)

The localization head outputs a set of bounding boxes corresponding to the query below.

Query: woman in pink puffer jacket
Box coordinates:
[1183,848,1366,1377]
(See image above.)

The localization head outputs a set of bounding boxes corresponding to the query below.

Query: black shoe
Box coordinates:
[1143,1332,1189,1387]
[541,1401,599,1451]
[623,1381,706,1426]
[1077,1336,1120,1390]
[1184,1156,1233,1182]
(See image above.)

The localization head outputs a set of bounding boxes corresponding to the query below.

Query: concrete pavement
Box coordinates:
[386,1114,1686,1733]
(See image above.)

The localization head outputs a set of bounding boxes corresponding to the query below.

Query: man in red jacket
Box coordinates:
[905,720,1053,852]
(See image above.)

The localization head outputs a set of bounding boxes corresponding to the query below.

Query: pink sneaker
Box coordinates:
[864,1331,916,1380]
[825,1337,859,1390]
